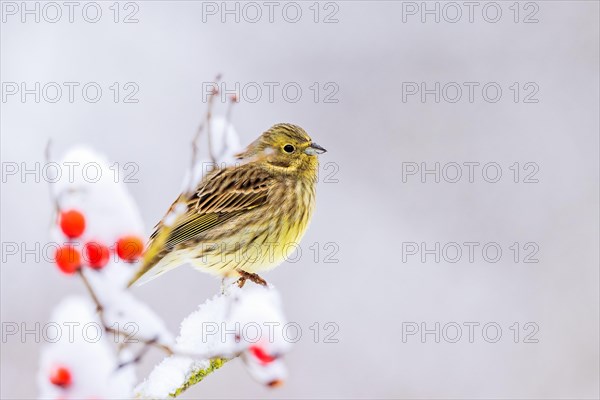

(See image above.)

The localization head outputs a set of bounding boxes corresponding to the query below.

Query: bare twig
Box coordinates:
[45,140,60,219]
[117,337,159,370]
[45,141,88,219]
[77,269,104,314]
[188,73,222,196]
[77,269,174,358]
[205,89,216,164]
[215,94,238,161]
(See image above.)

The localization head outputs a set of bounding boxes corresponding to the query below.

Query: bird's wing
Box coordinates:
[161,168,273,248]
[128,166,274,286]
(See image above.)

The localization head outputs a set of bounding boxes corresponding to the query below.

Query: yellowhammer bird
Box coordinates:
[128,123,326,287]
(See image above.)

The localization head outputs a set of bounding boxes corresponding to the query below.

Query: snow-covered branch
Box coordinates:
[135,283,291,399]
[40,147,174,399]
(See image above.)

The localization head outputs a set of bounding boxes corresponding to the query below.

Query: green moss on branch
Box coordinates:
[169,358,229,398]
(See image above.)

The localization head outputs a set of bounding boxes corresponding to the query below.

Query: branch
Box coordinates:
[44,140,88,221]
[188,73,222,196]
[46,145,172,365]
[135,284,289,399]
[169,358,229,398]
[215,93,238,161]
[45,140,60,222]
[77,269,174,359]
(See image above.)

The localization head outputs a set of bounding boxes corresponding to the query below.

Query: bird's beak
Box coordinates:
[305,142,327,155]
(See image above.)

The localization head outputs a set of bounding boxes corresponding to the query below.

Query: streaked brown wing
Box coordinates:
[155,166,273,250]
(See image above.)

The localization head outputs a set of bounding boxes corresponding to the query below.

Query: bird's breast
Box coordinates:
[189,176,317,275]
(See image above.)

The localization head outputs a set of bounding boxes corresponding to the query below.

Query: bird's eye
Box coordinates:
[283,144,295,153]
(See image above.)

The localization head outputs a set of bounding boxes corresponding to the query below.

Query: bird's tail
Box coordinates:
[127,228,174,287]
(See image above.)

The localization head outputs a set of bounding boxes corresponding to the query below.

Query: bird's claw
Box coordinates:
[236,270,267,287]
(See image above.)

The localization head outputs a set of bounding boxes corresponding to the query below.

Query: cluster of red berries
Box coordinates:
[54,209,145,274]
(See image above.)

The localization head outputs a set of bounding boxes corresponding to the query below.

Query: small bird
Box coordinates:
[128,123,327,287]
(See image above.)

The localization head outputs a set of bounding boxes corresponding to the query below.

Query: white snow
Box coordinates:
[37,296,137,399]
[50,146,145,247]
[135,284,291,399]
[49,146,173,343]
[133,356,210,399]
[242,352,288,386]
[39,147,174,398]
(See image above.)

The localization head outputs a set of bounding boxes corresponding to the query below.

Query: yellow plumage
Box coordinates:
[128,123,326,287]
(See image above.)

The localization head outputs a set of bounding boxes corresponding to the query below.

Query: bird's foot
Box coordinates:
[236,270,267,288]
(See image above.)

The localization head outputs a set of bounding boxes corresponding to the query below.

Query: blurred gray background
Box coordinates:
[1,1,599,398]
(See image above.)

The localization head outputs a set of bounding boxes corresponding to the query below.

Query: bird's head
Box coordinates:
[237,123,327,175]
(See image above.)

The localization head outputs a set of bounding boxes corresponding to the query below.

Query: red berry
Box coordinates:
[249,345,275,364]
[54,245,82,274]
[83,241,110,269]
[49,365,72,387]
[116,235,144,262]
[59,209,86,239]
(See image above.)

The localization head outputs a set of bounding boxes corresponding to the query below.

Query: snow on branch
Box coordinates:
[135,283,291,399]
[48,146,173,347]
[39,146,174,399]
[37,296,138,399]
